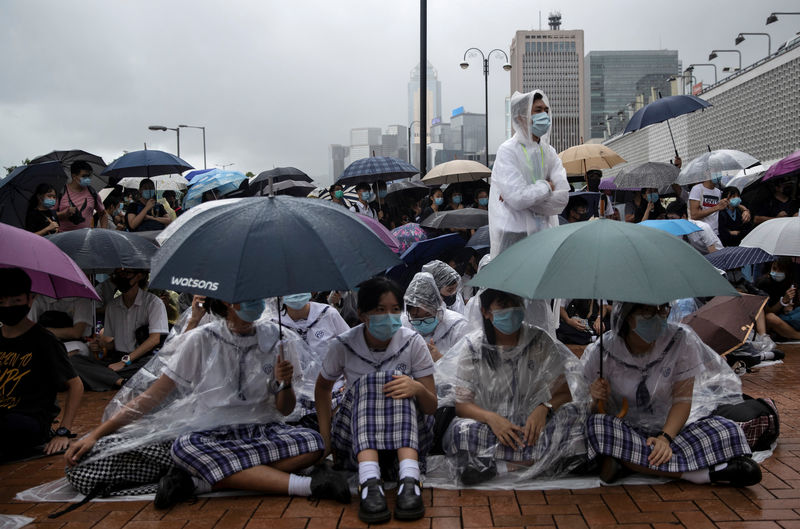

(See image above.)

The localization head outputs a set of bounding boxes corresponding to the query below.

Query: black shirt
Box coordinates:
[0,324,77,426]
[755,275,794,307]
[25,208,58,235]
[754,196,799,219]
[125,201,168,232]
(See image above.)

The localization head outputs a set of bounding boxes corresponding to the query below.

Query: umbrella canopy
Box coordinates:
[0,222,99,300]
[338,157,419,186]
[598,176,637,191]
[149,196,400,301]
[558,144,626,176]
[623,95,711,157]
[253,179,316,198]
[356,214,401,253]
[250,167,312,193]
[29,150,108,191]
[391,223,428,253]
[726,165,769,191]
[102,150,193,179]
[613,162,679,190]
[386,233,466,288]
[386,178,430,199]
[311,185,359,203]
[466,225,489,249]
[0,162,66,229]
[155,198,240,246]
[682,295,768,356]
[470,219,738,304]
[705,246,775,271]
[762,149,800,182]
[183,169,247,209]
[421,208,488,230]
[420,160,491,186]
[47,228,158,273]
[676,150,760,186]
[118,174,189,191]
[639,219,702,236]
[184,168,215,182]
[740,217,800,256]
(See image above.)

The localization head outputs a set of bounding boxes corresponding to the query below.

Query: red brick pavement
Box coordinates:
[2,347,798,528]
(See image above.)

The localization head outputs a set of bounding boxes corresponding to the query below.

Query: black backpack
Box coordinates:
[714,394,780,452]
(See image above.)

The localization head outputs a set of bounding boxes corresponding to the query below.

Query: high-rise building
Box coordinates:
[381,124,409,160]
[450,109,486,156]
[509,13,585,152]
[329,144,349,181]
[408,61,443,144]
[585,50,681,139]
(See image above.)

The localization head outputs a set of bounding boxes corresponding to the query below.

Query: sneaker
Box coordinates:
[154,467,195,509]
[358,478,391,524]
[309,467,351,504]
[459,463,497,486]
[394,477,424,520]
[710,456,762,487]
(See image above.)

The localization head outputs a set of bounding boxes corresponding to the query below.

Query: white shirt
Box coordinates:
[272,302,349,359]
[686,219,723,254]
[104,289,169,353]
[349,200,376,219]
[28,295,93,337]
[688,184,722,234]
[402,308,469,357]
[321,324,435,383]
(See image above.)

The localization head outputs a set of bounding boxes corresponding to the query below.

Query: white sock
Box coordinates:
[761,351,775,361]
[191,476,211,494]
[287,474,312,497]
[681,468,710,484]
[398,459,421,495]
[358,461,382,499]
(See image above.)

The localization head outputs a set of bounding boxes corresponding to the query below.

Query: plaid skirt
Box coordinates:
[171,423,324,485]
[586,414,752,473]
[330,371,434,470]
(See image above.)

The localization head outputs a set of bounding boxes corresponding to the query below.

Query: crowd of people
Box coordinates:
[2,87,789,525]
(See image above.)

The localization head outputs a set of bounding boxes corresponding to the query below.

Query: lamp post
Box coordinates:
[735,33,772,55]
[407,121,421,164]
[216,162,235,170]
[178,124,206,169]
[148,125,180,157]
[459,47,512,166]
[766,12,800,25]
[687,64,717,84]
[709,50,742,71]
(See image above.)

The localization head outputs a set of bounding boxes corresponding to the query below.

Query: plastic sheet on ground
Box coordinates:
[0,516,33,529]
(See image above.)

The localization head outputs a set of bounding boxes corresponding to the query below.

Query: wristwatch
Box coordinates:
[538,401,554,416]
[271,380,292,394]
[121,354,132,366]
[55,427,75,438]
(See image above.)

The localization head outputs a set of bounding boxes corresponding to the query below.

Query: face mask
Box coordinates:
[125,197,134,204]
[410,316,439,335]
[378,190,388,199]
[284,293,312,310]
[452,195,462,205]
[367,313,402,341]
[729,197,742,208]
[0,304,30,326]
[632,314,667,343]
[141,189,155,200]
[771,271,786,282]
[442,293,457,306]
[587,177,601,192]
[334,190,344,199]
[115,206,124,216]
[43,198,56,209]
[111,274,135,293]
[491,307,525,335]
[530,112,551,138]
[710,173,723,185]
[79,177,92,187]
[360,191,371,201]
[434,197,444,206]
[646,193,660,203]
[478,197,489,206]
[236,299,266,322]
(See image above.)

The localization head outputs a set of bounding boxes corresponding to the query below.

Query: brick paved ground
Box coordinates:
[2,346,798,529]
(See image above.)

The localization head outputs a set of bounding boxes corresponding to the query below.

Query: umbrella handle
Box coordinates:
[597,398,629,418]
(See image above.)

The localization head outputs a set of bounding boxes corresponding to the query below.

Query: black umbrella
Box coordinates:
[101,149,193,179]
[30,150,108,191]
[623,94,711,158]
[420,208,488,229]
[0,161,66,228]
[47,228,158,272]
[254,179,317,198]
[249,167,312,195]
[337,157,418,186]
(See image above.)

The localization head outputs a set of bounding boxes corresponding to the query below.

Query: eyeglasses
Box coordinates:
[634,304,671,319]
[410,316,436,325]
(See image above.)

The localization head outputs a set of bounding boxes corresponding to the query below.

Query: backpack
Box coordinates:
[713,394,780,452]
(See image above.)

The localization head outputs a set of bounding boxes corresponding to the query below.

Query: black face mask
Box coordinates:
[587,177,601,192]
[0,304,30,326]
[442,294,457,306]
[111,274,135,294]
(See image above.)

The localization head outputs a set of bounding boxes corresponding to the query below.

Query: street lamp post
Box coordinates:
[178,124,207,169]
[148,125,180,157]
[766,12,800,25]
[217,162,235,170]
[459,47,512,167]
[687,64,717,85]
[735,33,772,56]
[709,50,742,71]
[407,121,421,164]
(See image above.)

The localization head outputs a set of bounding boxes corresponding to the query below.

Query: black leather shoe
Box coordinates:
[358,478,391,524]
[394,477,424,520]
[459,463,497,486]
[773,349,786,361]
[599,456,631,484]
[309,468,351,504]
[710,456,762,487]
[154,466,195,509]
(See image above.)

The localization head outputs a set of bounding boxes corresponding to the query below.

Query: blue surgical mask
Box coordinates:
[452,195,462,205]
[491,307,525,335]
[434,197,444,206]
[478,197,489,206]
[360,191,371,201]
[771,271,786,282]
[711,173,723,185]
[235,299,266,322]
[43,198,56,209]
[79,177,92,187]
[141,189,155,200]
[378,190,388,199]
[632,314,667,343]
[284,293,312,310]
[646,193,660,203]
[729,197,742,208]
[115,206,124,216]
[367,313,403,341]
[410,316,439,335]
[530,112,551,139]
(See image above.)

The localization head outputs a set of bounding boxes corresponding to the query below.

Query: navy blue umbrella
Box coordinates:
[705,246,775,271]
[250,167,312,193]
[185,168,214,182]
[0,161,67,228]
[47,228,158,272]
[102,149,193,179]
[386,233,466,288]
[337,157,419,186]
[149,196,401,302]
[623,94,711,158]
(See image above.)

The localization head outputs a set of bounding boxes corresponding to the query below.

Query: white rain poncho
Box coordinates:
[581,302,743,433]
[403,272,469,358]
[422,260,466,314]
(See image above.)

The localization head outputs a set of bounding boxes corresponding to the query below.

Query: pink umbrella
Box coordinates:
[762,149,800,182]
[0,222,100,300]
[391,223,429,253]
[356,214,402,253]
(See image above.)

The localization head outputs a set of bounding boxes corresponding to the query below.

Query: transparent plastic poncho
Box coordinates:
[581,302,743,433]
[404,272,444,315]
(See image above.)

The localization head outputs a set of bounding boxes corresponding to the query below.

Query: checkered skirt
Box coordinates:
[330,371,434,470]
[586,414,752,473]
[171,423,324,485]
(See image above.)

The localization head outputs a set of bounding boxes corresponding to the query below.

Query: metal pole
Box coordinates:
[419,0,427,177]
[483,58,489,166]
[201,127,207,169]
[176,128,180,158]
[408,126,411,163]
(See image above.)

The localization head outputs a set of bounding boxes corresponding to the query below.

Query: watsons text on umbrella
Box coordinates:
[170,277,220,292]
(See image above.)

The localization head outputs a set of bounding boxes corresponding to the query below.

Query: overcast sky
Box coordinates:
[2,0,798,185]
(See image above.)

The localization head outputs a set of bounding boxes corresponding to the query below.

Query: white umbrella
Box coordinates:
[725,164,769,192]
[740,217,800,256]
[155,198,243,246]
[676,150,759,186]
[117,174,189,191]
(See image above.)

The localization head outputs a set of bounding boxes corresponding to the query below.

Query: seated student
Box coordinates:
[27,294,93,357]
[754,178,798,225]
[442,289,585,485]
[315,277,437,524]
[625,188,665,223]
[0,268,83,462]
[403,272,469,362]
[665,201,722,255]
[72,269,168,390]
[422,260,466,314]
[126,179,171,232]
[25,183,60,236]
[350,183,377,219]
[717,186,752,247]
[564,196,589,223]
[758,258,800,341]
[65,298,350,508]
[556,299,611,346]
[582,302,761,486]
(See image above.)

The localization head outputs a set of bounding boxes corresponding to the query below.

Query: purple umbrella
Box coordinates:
[356,214,401,253]
[0,222,100,300]
[391,223,428,253]
[599,176,638,191]
[762,149,800,182]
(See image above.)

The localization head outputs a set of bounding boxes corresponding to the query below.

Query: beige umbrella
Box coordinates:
[421,160,491,185]
[558,144,626,176]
